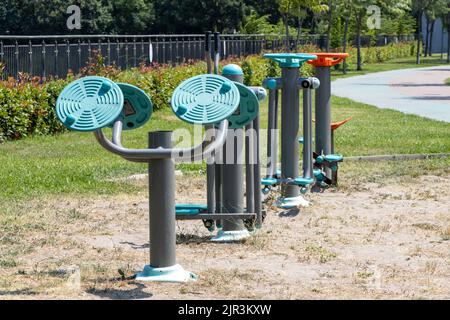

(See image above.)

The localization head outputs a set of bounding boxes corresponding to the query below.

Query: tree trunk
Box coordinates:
[342,12,350,74]
[296,17,303,50]
[356,11,363,71]
[441,24,445,60]
[424,18,430,57]
[284,16,290,52]
[416,11,422,65]
[326,0,333,52]
[447,25,450,63]
[429,19,435,56]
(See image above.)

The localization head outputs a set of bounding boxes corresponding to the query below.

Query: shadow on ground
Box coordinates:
[278,208,300,217]
[86,282,153,300]
[0,288,38,296]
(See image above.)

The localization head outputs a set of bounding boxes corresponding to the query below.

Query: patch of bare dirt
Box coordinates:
[0,174,449,300]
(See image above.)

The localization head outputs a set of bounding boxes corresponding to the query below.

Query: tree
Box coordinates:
[241,11,278,34]
[110,0,155,34]
[339,0,353,73]
[0,0,114,35]
[155,0,246,33]
[244,0,282,25]
[412,0,434,64]
[276,0,328,51]
[326,0,333,51]
[349,0,376,71]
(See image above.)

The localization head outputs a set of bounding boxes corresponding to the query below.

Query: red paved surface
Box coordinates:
[390,68,450,105]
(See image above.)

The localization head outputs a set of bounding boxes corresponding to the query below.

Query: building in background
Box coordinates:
[422,15,449,54]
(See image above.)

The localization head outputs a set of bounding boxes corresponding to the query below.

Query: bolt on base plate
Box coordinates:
[211,230,251,242]
[135,264,197,283]
[276,195,310,209]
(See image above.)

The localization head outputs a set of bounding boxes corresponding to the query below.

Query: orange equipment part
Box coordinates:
[331,117,352,131]
[307,53,349,67]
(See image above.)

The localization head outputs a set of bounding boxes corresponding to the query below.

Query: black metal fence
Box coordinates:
[0,34,415,80]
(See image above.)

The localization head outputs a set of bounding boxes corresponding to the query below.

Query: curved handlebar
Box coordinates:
[94,119,229,163]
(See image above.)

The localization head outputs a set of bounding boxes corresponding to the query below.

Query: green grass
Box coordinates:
[0,96,448,202]
[446,78,450,86]
[0,55,449,202]
[331,55,448,79]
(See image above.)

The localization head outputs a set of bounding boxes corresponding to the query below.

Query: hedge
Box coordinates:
[0,42,415,143]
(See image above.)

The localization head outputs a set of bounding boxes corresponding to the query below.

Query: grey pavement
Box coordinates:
[332,65,450,122]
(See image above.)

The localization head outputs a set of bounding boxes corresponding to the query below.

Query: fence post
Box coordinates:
[41,40,46,81]
[163,37,167,63]
[187,36,191,61]
[133,36,137,67]
[0,40,4,80]
[125,38,129,69]
[54,40,59,78]
[88,39,92,59]
[170,36,174,65]
[78,39,82,73]
[66,39,70,77]
[15,41,19,80]
[152,37,157,64]
[107,38,111,66]
[141,37,144,66]
[98,37,102,56]
[116,38,120,67]
[175,36,179,64]
[28,40,33,76]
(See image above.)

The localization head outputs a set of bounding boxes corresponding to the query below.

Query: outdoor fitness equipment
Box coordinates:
[174,65,266,240]
[56,73,240,282]
[307,53,350,187]
[262,53,320,209]
[213,64,266,241]
[175,33,266,241]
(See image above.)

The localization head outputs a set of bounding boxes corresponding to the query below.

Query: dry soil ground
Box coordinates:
[0,173,449,300]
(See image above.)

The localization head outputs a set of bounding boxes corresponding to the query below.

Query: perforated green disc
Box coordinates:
[56,76,124,131]
[109,83,153,130]
[217,82,259,129]
[171,74,240,125]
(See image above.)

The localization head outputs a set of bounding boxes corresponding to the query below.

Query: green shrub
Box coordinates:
[0,41,416,143]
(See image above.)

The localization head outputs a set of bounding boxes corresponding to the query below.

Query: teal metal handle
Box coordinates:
[264,53,317,68]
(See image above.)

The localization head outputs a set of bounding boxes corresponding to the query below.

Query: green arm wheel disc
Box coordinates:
[56,76,124,132]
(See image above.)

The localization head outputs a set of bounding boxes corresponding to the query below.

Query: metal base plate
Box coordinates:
[211,230,251,242]
[135,264,197,283]
[276,195,310,209]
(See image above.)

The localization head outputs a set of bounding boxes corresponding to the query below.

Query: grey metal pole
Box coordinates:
[253,115,263,227]
[215,154,222,224]
[266,89,279,178]
[245,122,255,216]
[315,66,332,178]
[280,67,300,198]
[206,125,216,215]
[148,131,176,268]
[205,31,216,215]
[302,86,313,179]
[221,133,246,232]
[214,68,248,239]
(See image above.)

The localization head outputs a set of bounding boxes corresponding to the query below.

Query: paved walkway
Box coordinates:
[332,65,450,122]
